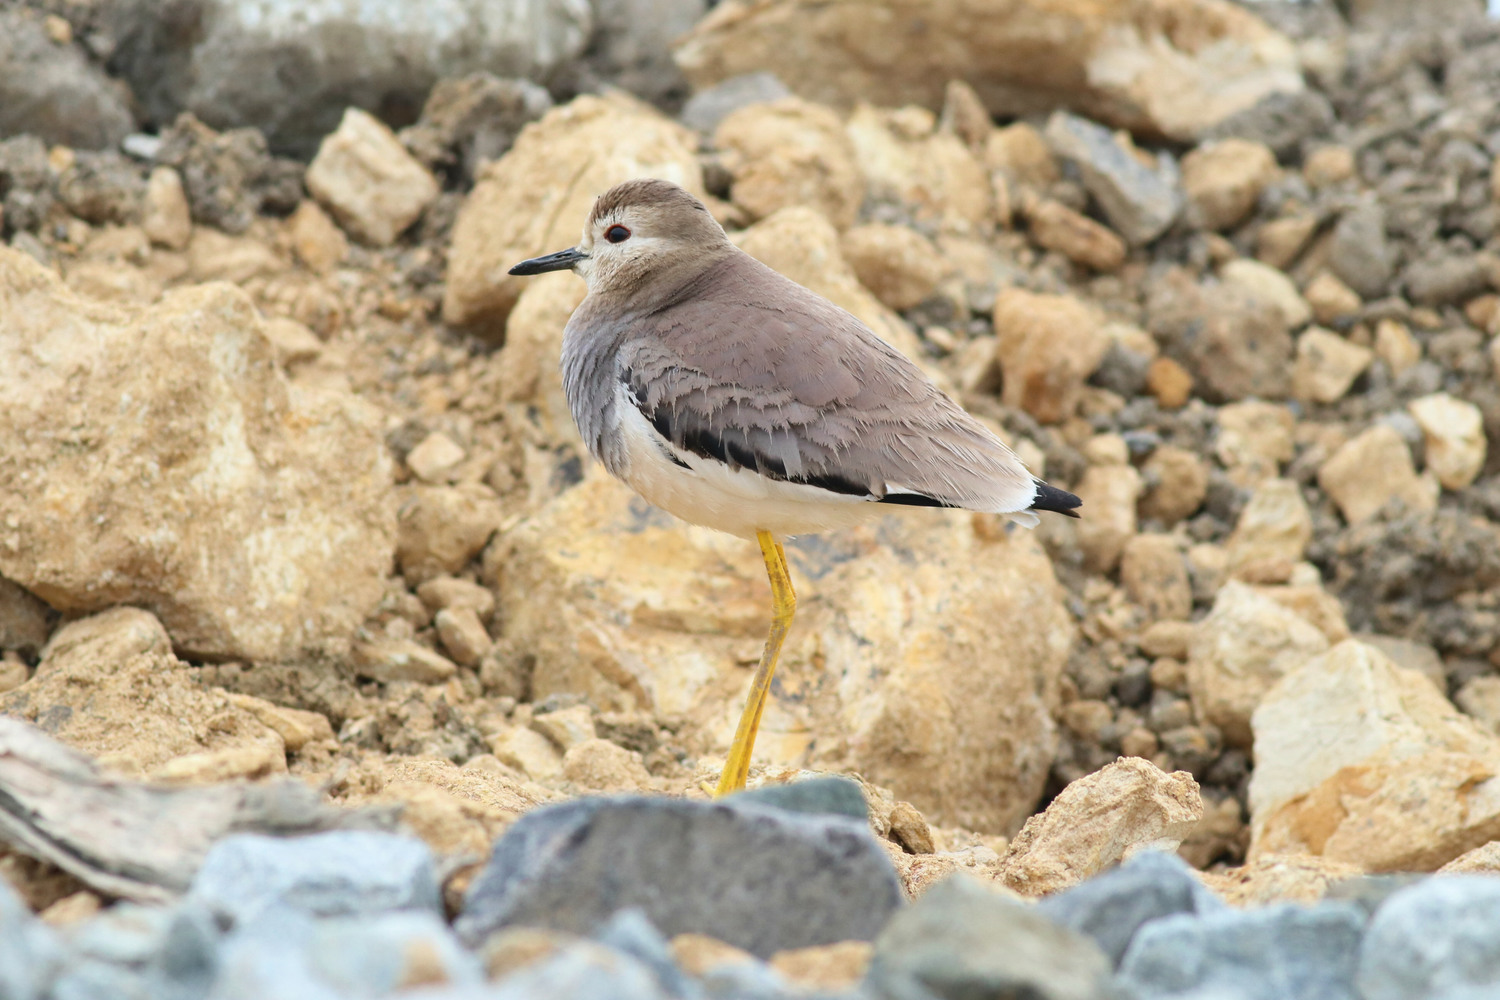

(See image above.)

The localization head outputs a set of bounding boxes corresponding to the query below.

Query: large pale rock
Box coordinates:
[997,758,1203,897]
[0,248,395,661]
[992,289,1110,424]
[443,93,704,336]
[841,224,949,311]
[845,104,994,236]
[674,0,1303,143]
[1188,582,1330,748]
[489,467,1073,833]
[1250,640,1500,872]
[1225,479,1312,584]
[1408,392,1487,491]
[714,98,864,229]
[1,608,287,782]
[1317,425,1440,524]
[306,108,440,247]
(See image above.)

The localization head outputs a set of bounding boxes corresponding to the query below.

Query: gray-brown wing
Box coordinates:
[617,252,1045,514]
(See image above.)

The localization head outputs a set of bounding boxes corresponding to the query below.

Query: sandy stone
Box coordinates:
[494,270,590,451]
[1138,445,1208,526]
[1222,258,1311,331]
[490,726,565,781]
[0,248,393,661]
[1,608,287,781]
[1317,424,1439,524]
[444,93,703,335]
[416,577,496,619]
[1439,841,1500,875]
[1374,318,1421,374]
[1250,640,1500,871]
[1121,535,1192,623]
[531,704,597,752]
[1226,479,1313,584]
[352,638,458,684]
[0,656,28,694]
[845,104,994,235]
[1216,401,1295,487]
[1182,139,1278,231]
[1073,464,1143,575]
[997,757,1202,897]
[1150,272,1293,402]
[1292,327,1373,404]
[840,223,948,311]
[491,466,1072,833]
[141,166,192,250]
[770,941,872,992]
[186,228,284,284]
[992,289,1110,424]
[1199,854,1365,907]
[1304,271,1361,326]
[226,693,334,752]
[1140,621,1196,662]
[671,934,759,977]
[1144,356,1194,409]
[1408,392,1487,491]
[888,800,937,855]
[1455,676,1500,736]
[984,122,1059,191]
[305,107,439,246]
[675,0,1303,143]
[562,738,654,791]
[1255,585,1349,645]
[714,98,864,229]
[435,606,492,667]
[289,199,348,274]
[1187,581,1330,748]
[1025,198,1126,272]
[1063,700,1114,743]
[407,432,468,484]
[396,484,507,585]
[481,927,577,980]
[1303,145,1356,188]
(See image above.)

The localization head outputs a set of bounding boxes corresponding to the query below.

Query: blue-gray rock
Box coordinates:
[1037,850,1226,967]
[1044,111,1182,245]
[48,961,152,1000]
[100,0,593,158]
[730,776,869,820]
[50,901,221,1000]
[1356,875,1500,1000]
[308,911,485,995]
[583,0,706,105]
[457,793,901,959]
[1329,202,1395,300]
[206,907,343,1000]
[189,831,441,924]
[0,878,64,1000]
[0,8,136,149]
[1117,901,1366,1000]
[1202,90,1336,161]
[594,908,695,998]
[866,874,1111,1000]
[489,940,670,1000]
[681,73,792,135]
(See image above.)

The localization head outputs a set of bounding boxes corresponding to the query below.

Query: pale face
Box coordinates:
[572,206,678,294]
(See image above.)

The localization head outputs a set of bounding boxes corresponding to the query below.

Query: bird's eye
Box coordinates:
[604,224,631,244]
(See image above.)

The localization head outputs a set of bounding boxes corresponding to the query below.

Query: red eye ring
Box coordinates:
[604,224,631,244]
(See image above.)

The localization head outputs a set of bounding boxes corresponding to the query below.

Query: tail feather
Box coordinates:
[1030,480,1082,518]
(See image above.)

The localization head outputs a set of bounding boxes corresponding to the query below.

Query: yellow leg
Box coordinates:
[714,532,796,797]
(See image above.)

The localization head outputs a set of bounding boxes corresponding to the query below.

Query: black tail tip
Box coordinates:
[1030,480,1082,518]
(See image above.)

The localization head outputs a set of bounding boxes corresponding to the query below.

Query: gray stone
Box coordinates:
[1357,876,1500,1000]
[55,150,146,225]
[399,74,553,185]
[103,0,593,158]
[1045,111,1182,246]
[1037,850,1226,967]
[1329,203,1396,300]
[190,831,441,924]
[0,878,64,1000]
[730,775,868,819]
[1402,253,1491,307]
[488,941,670,1000]
[456,794,902,959]
[155,114,303,235]
[0,8,135,150]
[593,908,693,998]
[583,0,707,106]
[1203,90,1336,161]
[867,874,1111,1000]
[49,961,152,1000]
[308,911,484,995]
[0,136,54,235]
[1117,901,1366,1000]
[680,73,793,135]
[0,575,50,654]
[207,907,343,1000]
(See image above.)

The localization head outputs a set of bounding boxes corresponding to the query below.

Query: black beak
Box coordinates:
[508,247,588,276]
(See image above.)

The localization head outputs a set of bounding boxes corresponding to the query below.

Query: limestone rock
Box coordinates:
[1226,479,1313,584]
[1,608,287,781]
[1408,392,1487,491]
[561,738,654,791]
[352,638,459,684]
[1072,465,1143,576]
[1181,139,1278,231]
[1250,640,1500,871]
[444,94,703,336]
[992,289,1110,424]
[997,758,1203,897]
[985,123,1059,191]
[406,432,468,484]
[141,167,193,250]
[1292,328,1373,404]
[1145,356,1193,409]
[1222,258,1311,332]
[1024,199,1127,272]
[841,224,948,311]
[289,200,349,274]
[845,104,994,236]
[1188,581,1330,748]
[490,466,1072,833]
[396,484,507,586]
[1304,272,1361,326]
[1197,854,1365,908]
[1148,272,1293,402]
[1215,401,1295,487]
[0,248,394,661]
[434,606,493,666]
[306,108,439,246]
[1374,319,1422,375]
[674,0,1303,143]
[1138,445,1209,526]
[1317,425,1439,524]
[1120,535,1192,623]
[714,98,864,229]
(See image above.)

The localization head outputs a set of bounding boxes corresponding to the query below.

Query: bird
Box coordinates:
[508,178,1080,797]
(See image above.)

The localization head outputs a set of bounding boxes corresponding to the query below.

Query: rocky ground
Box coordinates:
[6,0,1500,996]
